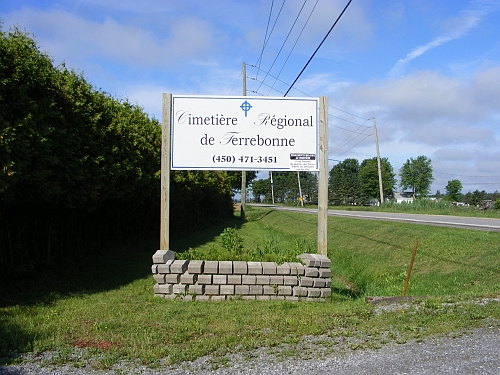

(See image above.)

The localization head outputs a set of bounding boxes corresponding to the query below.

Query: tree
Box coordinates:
[399,155,434,197]
[225,171,257,191]
[445,179,463,202]
[358,157,396,203]
[470,189,487,206]
[251,177,271,203]
[329,158,360,205]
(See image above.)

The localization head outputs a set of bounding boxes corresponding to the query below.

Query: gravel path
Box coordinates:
[2,327,499,375]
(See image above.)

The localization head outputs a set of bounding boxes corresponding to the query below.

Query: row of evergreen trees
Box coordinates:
[0,26,234,275]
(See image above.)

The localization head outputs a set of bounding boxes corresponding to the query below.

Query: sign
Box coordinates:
[170,95,318,171]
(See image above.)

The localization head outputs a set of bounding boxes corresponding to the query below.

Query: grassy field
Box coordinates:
[1,206,499,369]
[332,199,500,218]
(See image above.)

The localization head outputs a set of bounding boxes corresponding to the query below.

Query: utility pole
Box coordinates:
[241,62,247,220]
[373,117,384,205]
[297,172,304,206]
[270,171,275,204]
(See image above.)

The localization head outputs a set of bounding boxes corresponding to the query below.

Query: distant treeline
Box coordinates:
[0,27,233,275]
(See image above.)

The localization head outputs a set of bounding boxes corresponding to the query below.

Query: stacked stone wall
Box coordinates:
[151,251,332,302]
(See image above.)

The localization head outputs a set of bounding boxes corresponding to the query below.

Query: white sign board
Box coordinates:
[171,95,319,171]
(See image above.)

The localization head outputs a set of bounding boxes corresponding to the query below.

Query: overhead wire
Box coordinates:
[256,0,308,93]
[284,0,353,96]
[248,65,370,127]
[254,0,286,80]
[255,0,274,80]
[267,0,319,95]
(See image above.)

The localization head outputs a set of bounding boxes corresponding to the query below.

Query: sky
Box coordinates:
[1,0,500,195]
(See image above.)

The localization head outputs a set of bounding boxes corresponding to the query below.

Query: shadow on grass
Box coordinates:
[0,214,244,308]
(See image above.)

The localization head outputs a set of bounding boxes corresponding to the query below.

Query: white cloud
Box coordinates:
[2,8,216,69]
[388,0,495,77]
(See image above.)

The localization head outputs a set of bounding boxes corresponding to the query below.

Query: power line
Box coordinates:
[284,0,353,96]
[267,0,319,95]
[254,0,285,80]
[248,69,370,127]
[256,0,308,93]
[256,0,274,80]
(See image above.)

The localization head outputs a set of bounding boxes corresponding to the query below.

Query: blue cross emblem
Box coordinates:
[240,100,252,117]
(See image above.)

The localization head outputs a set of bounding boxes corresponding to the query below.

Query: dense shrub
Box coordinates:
[0,26,233,274]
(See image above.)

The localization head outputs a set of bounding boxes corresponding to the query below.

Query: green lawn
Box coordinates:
[1,206,499,369]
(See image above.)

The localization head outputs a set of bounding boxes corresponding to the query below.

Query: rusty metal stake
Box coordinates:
[402,240,419,296]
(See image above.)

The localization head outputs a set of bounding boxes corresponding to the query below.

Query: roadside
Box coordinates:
[1,326,499,375]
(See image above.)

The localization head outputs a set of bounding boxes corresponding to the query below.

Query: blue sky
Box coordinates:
[2,0,500,194]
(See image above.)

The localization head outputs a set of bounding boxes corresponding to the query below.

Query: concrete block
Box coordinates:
[165,274,180,284]
[271,295,286,300]
[320,288,331,298]
[304,267,319,278]
[204,285,220,295]
[276,263,291,275]
[262,262,277,275]
[158,260,174,274]
[293,286,308,297]
[188,260,204,274]
[152,250,176,264]
[269,275,284,285]
[247,261,262,275]
[263,285,277,295]
[227,274,242,284]
[283,276,298,286]
[242,295,256,300]
[324,279,332,288]
[289,262,305,276]
[180,272,197,285]
[189,284,204,295]
[319,268,331,278]
[211,295,226,302]
[170,260,189,274]
[197,274,212,285]
[235,285,250,295]
[173,283,188,294]
[164,294,177,300]
[285,296,299,302]
[278,285,292,296]
[297,253,319,267]
[299,277,314,287]
[195,295,210,302]
[219,261,233,274]
[307,288,321,297]
[313,278,326,288]
[153,274,166,283]
[257,295,271,300]
[151,265,158,274]
[204,260,219,274]
[233,261,248,275]
[242,275,257,285]
[318,255,331,268]
[220,285,235,295]
[249,285,263,295]
[212,274,228,285]
[256,275,270,285]
[180,295,194,302]
[153,283,160,294]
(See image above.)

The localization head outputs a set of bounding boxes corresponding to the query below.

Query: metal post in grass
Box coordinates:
[402,241,419,296]
[318,96,329,256]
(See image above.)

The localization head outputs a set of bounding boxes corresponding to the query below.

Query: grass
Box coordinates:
[328,199,500,218]
[1,206,499,370]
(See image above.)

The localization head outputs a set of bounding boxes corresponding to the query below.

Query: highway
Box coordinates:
[250,204,500,232]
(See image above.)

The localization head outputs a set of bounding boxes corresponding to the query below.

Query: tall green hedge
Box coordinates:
[0,26,234,274]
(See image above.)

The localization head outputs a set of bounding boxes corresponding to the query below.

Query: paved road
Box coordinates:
[251,204,500,231]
